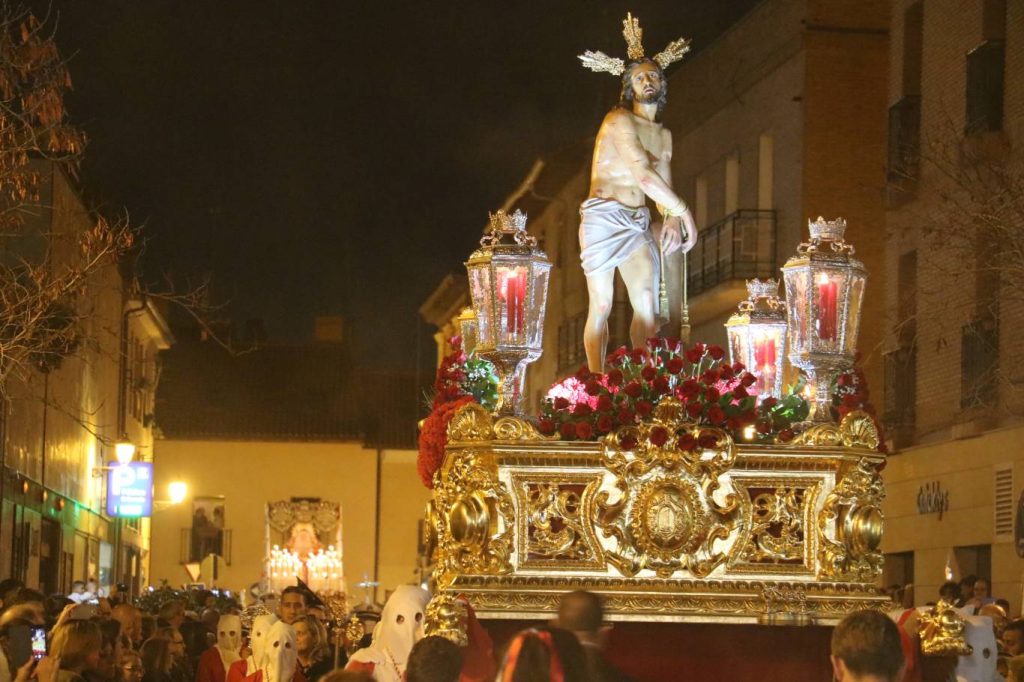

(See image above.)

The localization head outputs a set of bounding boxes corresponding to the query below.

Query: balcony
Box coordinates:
[180,528,233,565]
[686,209,777,298]
[886,96,921,204]
[883,346,916,449]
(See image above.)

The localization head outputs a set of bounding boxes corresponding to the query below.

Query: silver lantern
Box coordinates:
[781,217,866,422]
[725,279,788,401]
[464,210,551,415]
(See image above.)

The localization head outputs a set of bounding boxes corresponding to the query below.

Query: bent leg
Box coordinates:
[619,243,658,348]
[584,268,615,372]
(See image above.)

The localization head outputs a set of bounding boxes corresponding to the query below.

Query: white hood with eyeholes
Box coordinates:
[261,621,297,682]
[346,586,430,682]
[245,613,280,676]
[216,614,243,672]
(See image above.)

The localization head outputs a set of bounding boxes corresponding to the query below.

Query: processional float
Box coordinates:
[421,211,891,637]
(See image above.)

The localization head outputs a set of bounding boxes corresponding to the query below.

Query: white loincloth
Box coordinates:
[578,197,660,313]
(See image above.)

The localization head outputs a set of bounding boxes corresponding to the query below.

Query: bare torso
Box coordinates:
[589,108,670,208]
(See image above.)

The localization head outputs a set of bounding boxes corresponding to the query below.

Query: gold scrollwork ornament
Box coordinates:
[817,458,884,581]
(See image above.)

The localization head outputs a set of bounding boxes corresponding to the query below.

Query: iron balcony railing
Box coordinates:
[686,209,777,297]
[180,528,232,565]
[883,346,916,448]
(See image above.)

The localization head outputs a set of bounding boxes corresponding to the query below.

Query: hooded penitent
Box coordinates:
[347,586,430,682]
[247,614,280,675]
[216,615,242,673]
[261,621,297,682]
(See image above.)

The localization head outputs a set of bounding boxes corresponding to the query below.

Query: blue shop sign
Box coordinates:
[106,462,153,517]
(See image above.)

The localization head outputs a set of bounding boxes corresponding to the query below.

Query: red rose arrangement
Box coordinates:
[538,338,803,444]
[418,337,499,488]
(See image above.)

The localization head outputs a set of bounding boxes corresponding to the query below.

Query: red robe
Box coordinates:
[197,647,228,682]
[224,662,307,682]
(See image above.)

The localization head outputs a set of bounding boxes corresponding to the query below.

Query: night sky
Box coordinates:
[48,1,759,371]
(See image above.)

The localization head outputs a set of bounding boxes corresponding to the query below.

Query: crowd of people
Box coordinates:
[0,574,1020,682]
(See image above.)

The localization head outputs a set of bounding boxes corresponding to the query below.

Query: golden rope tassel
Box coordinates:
[680,236,691,345]
[658,246,669,327]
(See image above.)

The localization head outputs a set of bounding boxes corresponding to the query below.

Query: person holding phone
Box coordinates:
[49,621,103,682]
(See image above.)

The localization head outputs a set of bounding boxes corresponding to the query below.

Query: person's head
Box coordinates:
[119,650,144,682]
[1002,619,1024,656]
[72,581,86,594]
[830,610,905,682]
[249,614,280,669]
[618,59,667,119]
[140,637,174,675]
[556,590,607,648]
[974,578,991,599]
[155,626,186,662]
[157,600,186,628]
[216,614,242,656]
[496,627,589,682]
[263,620,297,682]
[996,598,1010,613]
[376,586,430,668]
[200,608,220,633]
[306,606,326,624]
[404,636,461,682]
[939,581,960,602]
[959,574,978,596]
[293,615,327,660]
[0,578,24,609]
[0,603,44,627]
[51,620,104,673]
[277,587,307,625]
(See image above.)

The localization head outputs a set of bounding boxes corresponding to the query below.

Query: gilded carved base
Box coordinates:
[427,406,888,625]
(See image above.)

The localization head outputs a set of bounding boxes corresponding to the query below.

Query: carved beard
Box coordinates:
[634,84,663,104]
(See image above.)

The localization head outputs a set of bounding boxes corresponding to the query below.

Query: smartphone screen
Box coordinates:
[31,627,46,660]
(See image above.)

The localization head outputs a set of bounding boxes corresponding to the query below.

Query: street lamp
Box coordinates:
[725,279,788,401]
[114,440,136,466]
[168,481,188,505]
[781,217,867,422]
[464,209,551,415]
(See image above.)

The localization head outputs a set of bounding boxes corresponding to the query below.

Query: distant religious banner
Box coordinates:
[106,463,154,517]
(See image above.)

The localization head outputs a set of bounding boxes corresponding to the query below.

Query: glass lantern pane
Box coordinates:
[527,266,550,349]
[751,326,783,397]
[813,270,841,347]
[783,269,809,354]
[843,275,866,356]
[727,323,746,366]
[495,264,528,344]
[468,265,493,346]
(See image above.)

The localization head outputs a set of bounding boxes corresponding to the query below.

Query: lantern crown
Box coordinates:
[808,216,847,243]
[746,278,780,301]
[483,209,534,247]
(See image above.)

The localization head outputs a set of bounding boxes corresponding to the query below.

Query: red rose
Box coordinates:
[705,387,720,403]
[697,431,719,448]
[707,405,726,425]
[702,368,721,384]
[641,366,658,381]
[761,397,778,409]
[685,348,702,364]
[585,380,603,396]
[756,420,773,434]
[636,399,653,416]
[677,433,697,451]
[693,342,706,355]
[620,434,638,450]
[666,357,685,374]
[837,374,852,387]
[617,408,635,425]
[575,421,593,440]
[709,345,725,360]
[653,376,670,395]
[741,373,757,387]
[596,415,614,433]
[575,365,591,381]
[726,416,742,430]
[681,379,700,399]
[630,348,647,364]
[559,422,577,439]
[733,385,749,399]
[778,428,795,442]
[573,403,593,417]
[719,365,734,381]
[686,401,704,419]
[842,394,860,409]
[607,368,624,387]
[596,394,613,412]
[732,362,746,374]
[649,426,669,447]
[646,336,664,351]
[554,397,570,410]
[664,337,680,353]
[624,381,643,398]
[538,418,556,435]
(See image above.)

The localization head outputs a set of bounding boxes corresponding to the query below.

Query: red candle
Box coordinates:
[499,270,527,335]
[816,274,838,342]
[753,333,777,394]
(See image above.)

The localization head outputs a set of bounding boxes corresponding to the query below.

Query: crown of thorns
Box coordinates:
[579,13,691,76]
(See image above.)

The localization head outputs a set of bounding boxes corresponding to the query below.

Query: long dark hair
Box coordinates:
[618,59,668,120]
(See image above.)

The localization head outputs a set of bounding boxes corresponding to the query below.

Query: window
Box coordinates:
[961,315,998,409]
[965,41,1005,135]
[883,551,914,594]
[954,544,991,583]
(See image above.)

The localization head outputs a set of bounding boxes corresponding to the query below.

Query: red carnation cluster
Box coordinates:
[539,339,765,442]
[432,336,469,408]
[418,395,474,488]
[832,357,888,453]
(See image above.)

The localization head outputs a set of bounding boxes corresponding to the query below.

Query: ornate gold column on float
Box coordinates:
[417,207,975,645]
